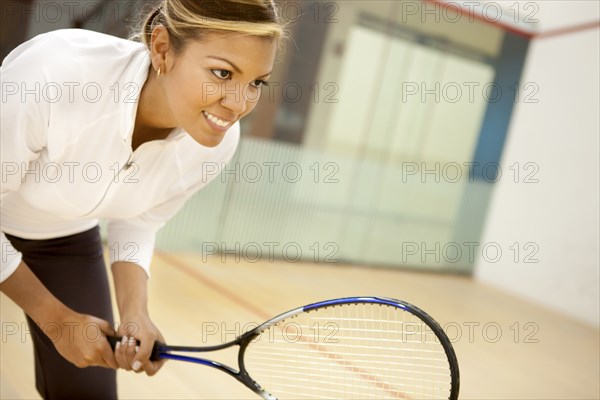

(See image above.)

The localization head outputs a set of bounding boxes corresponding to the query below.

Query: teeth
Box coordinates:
[203,111,230,128]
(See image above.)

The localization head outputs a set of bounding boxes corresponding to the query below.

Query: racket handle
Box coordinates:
[106,336,163,361]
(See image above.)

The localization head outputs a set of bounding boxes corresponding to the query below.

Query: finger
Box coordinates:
[133,337,152,364]
[142,360,159,376]
[145,358,167,376]
[100,340,119,370]
[133,336,155,374]
[115,336,131,370]
[126,336,140,372]
[94,317,117,337]
[115,336,132,370]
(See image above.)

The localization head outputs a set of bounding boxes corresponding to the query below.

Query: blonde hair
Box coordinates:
[132,0,285,54]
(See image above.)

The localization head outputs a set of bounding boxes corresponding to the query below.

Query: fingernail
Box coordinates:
[128,337,136,347]
[121,336,128,345]
[116,342,121,351]
[132,361,141,371]
[135,346,139,353]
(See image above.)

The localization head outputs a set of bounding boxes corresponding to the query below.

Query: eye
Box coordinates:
[211,69,231,80]
[251,80,269,89]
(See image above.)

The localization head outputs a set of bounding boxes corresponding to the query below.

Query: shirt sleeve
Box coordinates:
[107,124,240,277]
[1,36,51,283]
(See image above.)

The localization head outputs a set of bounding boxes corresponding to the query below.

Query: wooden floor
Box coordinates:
[1,252,599,399]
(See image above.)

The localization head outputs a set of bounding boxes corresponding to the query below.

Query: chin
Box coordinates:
[193,133,225,148]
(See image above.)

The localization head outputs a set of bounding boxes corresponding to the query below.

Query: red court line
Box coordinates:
[535,20,600,39]
[423,0,536,39]
[424,0,600,40]
[155,252,411,398]
[306,340,411,399]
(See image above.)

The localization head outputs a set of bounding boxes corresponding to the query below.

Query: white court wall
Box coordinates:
[475,4,600,327]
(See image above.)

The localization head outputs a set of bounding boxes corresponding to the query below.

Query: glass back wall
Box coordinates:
[155,1,529,274]
[65,0,527,273]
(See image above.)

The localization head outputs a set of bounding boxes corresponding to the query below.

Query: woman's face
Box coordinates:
[153,30,277,147]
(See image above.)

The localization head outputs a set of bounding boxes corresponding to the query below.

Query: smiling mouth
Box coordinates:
[203,111,232,130]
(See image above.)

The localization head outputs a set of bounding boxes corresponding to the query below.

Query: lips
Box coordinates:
[203,111,232,130]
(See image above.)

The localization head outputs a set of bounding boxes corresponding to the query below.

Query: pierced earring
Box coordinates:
[157,66,161,78]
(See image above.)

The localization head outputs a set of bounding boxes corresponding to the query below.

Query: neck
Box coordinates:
[132,65,176,148]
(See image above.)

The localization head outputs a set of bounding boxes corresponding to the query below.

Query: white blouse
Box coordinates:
[0,29,240,281]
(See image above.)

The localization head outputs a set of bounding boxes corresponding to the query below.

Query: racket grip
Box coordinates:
[106,336,163,361]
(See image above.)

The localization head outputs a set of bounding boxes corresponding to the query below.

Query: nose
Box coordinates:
[220,82,248,116]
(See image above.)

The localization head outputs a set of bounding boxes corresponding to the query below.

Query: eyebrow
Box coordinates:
[207,56,272,79]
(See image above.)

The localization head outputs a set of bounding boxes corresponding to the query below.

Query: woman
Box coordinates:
[0,0,284,398]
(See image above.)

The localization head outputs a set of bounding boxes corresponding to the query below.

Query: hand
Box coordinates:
[0,261,117,369]
[114,313,166,376]
[50,310,118,369]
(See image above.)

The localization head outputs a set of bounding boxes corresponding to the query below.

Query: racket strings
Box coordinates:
[248,346,447,371]
[248,361,450,378]
[243,303,452,399]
